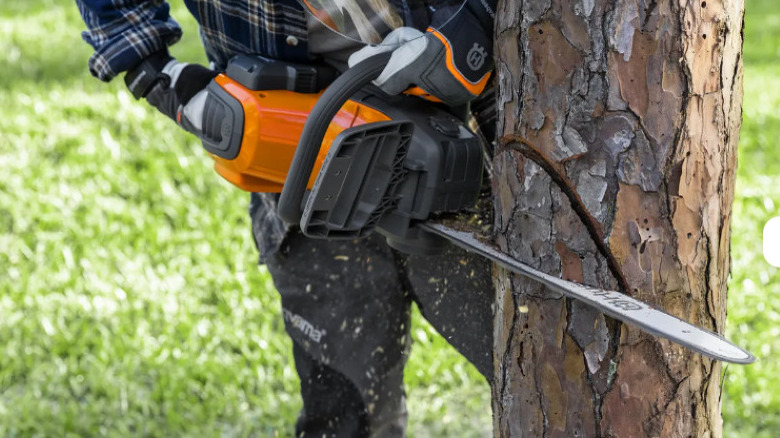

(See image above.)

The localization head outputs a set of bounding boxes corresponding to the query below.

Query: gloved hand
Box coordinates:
[348,10,493,107]
[124,51,217,134]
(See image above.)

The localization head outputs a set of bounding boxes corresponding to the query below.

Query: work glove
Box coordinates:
[124,51,217,134]
[348,10,493,107]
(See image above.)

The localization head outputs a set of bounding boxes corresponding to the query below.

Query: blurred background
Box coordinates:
[0,0,777,436]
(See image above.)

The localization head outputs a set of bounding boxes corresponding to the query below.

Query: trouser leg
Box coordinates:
[266,231,411,438]
[291,342,367,437]
[402,242,495,381]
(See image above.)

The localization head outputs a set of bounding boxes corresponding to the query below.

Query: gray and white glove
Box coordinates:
[348,11,493,107]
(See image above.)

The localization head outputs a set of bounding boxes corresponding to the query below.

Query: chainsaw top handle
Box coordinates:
[277,51,392,225]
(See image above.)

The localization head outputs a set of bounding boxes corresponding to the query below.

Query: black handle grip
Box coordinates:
[277,52,392,225]
[198,80,245,160]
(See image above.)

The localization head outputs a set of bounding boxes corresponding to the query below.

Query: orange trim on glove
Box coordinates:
[427,28,491,96]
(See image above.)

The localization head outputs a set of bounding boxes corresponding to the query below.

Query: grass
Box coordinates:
[0,0,777,436]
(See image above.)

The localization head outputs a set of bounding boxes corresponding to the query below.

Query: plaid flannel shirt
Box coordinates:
[76,0,310,81]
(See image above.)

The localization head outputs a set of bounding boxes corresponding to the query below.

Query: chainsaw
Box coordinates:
[193,48,753,365]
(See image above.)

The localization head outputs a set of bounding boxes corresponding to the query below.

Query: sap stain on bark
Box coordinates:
[529,21,584,90]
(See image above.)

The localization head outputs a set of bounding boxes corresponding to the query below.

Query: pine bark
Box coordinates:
[490,0,744,436]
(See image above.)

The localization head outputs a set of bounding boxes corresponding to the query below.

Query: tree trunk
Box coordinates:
[490,0,744,436]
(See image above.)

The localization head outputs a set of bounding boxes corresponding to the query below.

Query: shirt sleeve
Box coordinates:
[76,0,183,82]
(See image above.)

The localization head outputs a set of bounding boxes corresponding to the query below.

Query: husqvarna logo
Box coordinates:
[283,309,326,343]
[467,43,487,71]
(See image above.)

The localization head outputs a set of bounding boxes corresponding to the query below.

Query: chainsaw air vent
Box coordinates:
[294,69,317,91]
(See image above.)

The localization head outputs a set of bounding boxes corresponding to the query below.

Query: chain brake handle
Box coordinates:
[277,52,392,225]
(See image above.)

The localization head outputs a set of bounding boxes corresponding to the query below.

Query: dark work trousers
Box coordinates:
[265,229,494,438]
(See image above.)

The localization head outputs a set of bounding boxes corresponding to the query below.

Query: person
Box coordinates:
[76,1,497,436]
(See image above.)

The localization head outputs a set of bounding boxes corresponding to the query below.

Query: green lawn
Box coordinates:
[0,0,777,437]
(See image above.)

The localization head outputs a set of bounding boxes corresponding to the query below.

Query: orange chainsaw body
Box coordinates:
[199,55,485,255]
[207,74,390,193]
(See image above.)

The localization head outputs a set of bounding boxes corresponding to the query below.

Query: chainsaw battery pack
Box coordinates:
[201,54,338,161]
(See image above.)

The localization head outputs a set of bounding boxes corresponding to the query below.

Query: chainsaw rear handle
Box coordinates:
[277,52,392,225]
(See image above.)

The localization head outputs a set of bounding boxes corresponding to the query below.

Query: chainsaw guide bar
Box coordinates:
[420,222,755,365]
